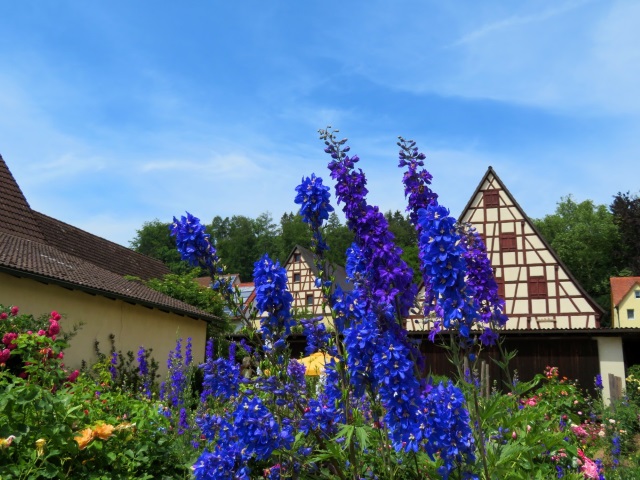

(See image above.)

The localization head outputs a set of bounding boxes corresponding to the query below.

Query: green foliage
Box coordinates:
[479,368,587,479]
[142,271,230,334]
[0,304,198,479]
[322,212,353,267]
[533,195,624,322]
[278,212,312,263]
[385,211,420,283]
[611,192,640,275]
[625,364,640,408]
[129,219,194,275]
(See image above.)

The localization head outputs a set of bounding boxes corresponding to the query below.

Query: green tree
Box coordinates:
[323,212,353,267]
[278,212,312,261]
[254,212,280,261]
[129,219,193,274]
[143,271,230,335]
[215,215,259,281]
[385,210,420,282]
[611,191,640,275]
[533,196,623,322]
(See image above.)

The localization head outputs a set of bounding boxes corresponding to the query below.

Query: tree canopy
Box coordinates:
[533,196,625,323]
[610,191,640,275]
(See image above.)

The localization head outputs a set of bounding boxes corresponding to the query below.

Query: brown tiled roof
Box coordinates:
[196,276,212,288]
[33,211,169,281]
[610,276,640,307]
[0,155,217,323]
[0,155,45,242]
[0,231,218,321]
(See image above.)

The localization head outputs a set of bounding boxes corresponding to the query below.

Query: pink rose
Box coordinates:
[580,457,599,479]
[571,425,588,437]
[48,321,60,336]
[2,333,18,350]
[10,306,18,316]
[50,311,61,321]
[67,370,79,383]
[0,312,7,320]
[0,348,10,364]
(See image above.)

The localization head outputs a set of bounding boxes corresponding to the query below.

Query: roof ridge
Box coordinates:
[0,155,45,242]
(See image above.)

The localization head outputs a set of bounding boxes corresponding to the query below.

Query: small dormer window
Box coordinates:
[294,253,301,262]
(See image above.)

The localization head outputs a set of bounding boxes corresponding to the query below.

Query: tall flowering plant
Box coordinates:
[171,129,527,479]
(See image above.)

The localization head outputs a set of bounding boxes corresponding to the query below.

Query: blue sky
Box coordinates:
[1,1,639,246]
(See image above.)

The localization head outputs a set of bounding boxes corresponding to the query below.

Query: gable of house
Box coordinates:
[284,245,352,320]
[610,276,640,328]
[459,167,603,329]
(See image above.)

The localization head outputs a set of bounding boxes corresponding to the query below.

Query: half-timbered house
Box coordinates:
[284,245,352,322]
[459,166,604,330]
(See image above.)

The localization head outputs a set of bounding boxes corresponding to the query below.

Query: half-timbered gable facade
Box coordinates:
[459,167,603,329]
[284,245,352,320]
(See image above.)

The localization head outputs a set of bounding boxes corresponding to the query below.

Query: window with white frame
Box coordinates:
[635,290,640,299]
[628,309,635,321]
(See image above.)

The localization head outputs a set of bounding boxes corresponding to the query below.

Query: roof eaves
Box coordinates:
[0,263,219,323]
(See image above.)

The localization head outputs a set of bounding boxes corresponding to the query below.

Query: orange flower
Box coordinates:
[93,424,114,440]
[75,428,94,450]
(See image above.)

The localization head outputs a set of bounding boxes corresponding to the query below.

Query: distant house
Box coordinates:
[0,155,220,373]
[610,277,640,328]
[284,245,352,323]
[196,274,256,331]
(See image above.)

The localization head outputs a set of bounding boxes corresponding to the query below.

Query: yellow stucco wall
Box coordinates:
[614,286,640,328]
[0,272,206,375]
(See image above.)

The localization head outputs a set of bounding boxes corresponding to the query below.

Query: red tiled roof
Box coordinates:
[195,277,212,288]
[610,276,640,307]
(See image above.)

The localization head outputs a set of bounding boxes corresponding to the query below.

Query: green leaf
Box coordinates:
[354,426,370,452]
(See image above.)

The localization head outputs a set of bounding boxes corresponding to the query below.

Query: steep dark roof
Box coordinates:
[0,155,216,323]
[33,211,169,281]
[0,156,45,242]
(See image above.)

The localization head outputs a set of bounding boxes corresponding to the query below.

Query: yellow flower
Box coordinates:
[35,438,46,456]
[92,424,114,440]
[114,422,136,432]
[74,428,94,450]
[0,435,16,449]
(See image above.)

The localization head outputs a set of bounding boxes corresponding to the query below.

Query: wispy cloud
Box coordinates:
[450,1,593,47]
